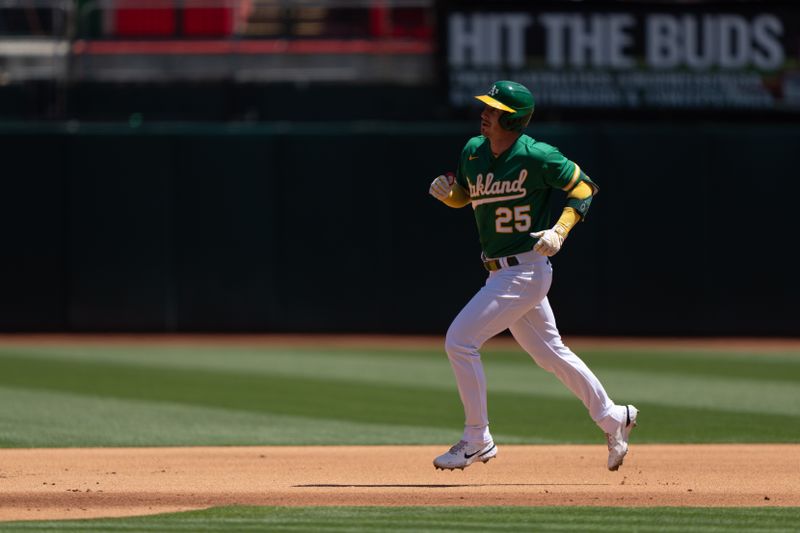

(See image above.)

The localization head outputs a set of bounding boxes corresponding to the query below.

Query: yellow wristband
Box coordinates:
[554,207,581,238]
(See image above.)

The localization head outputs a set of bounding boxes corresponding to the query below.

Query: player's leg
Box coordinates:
[434,264,548,470]
[445,265,549,442]
[508,297,638,470]
[508,296,615,423]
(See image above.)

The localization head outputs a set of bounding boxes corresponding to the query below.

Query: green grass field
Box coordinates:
[0,339,798,531]
[2,506,800,533]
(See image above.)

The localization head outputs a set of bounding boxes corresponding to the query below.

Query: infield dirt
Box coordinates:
[1,444,798,521]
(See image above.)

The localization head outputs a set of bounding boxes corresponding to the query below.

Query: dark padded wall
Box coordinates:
[67,135,174,330]
[1,134,68,329]
[1,122,797,335]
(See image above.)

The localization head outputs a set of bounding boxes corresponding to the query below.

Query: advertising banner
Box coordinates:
[441,1,800,113]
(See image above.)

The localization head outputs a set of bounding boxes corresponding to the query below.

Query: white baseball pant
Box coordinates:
[444,250,620,443]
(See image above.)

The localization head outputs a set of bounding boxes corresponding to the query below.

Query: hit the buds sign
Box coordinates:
[440,1,800,112]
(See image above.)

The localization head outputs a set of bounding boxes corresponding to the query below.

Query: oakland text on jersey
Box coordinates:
[467,169,529,207]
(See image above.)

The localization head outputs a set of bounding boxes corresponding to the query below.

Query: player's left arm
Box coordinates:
[442,182,471,208]
[532,163,598,256]
[430,143,476,208]
[429,172,471,208]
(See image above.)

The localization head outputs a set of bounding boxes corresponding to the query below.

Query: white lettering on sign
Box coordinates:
[540,14,636,69]
[647,15,681,68]
[752,15,783,70]
[448,12,532,68]
[608,14,636,69]
[646,14,784,70]
[447,11,785,73]
[684,16,715,69]
[719,15,750,68]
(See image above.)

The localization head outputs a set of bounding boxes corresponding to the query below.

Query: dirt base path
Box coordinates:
[1,444,798,521]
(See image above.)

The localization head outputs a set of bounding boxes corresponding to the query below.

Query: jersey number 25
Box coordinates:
[495,205,531,233]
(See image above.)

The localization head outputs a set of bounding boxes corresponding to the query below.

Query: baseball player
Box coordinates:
[429,81,637,472]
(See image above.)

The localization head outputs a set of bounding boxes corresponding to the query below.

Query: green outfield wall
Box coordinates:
[1,122,797,335]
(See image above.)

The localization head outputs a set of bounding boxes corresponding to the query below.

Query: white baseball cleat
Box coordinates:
[607,404,638,471]
[433,440,497,470]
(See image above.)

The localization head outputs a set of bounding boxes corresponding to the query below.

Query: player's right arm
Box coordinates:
[531,147,599,256]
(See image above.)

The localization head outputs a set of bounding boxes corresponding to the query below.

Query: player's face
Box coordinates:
[480,105,503,138]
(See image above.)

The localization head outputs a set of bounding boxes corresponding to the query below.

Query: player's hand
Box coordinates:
[531,227,565,257]
[429,173,455,201]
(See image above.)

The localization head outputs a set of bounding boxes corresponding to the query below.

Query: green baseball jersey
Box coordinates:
[456,134,580,259]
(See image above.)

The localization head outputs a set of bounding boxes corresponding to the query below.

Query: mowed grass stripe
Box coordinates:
[2,347,798,417]
[2,506,799,532]
[579,349,800,384]
[594,370,800,417]
[0,354,798,445]
[0,387,463,447]
[5,344,800,384]
[0,347,474,391]
[0,353,464,430]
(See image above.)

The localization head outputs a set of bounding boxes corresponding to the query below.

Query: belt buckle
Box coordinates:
[485,255,518,271]
[482,257,504,271]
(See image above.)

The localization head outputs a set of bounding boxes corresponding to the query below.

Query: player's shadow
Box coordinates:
[294,483,609,488]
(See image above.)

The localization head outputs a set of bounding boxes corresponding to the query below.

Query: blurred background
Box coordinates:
[1,0,798,336]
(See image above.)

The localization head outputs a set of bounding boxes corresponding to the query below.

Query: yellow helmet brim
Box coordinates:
[475,94,516,113]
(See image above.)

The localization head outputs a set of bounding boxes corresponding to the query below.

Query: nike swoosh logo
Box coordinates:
[464,444,495,459]
[468,155,479,160]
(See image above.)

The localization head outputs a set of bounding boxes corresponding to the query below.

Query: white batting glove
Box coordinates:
[530,227,565,257]
[429,173,455,201]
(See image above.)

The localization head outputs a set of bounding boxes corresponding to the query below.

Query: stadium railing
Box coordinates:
[1,0,434,83]
[0,0,72,81]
